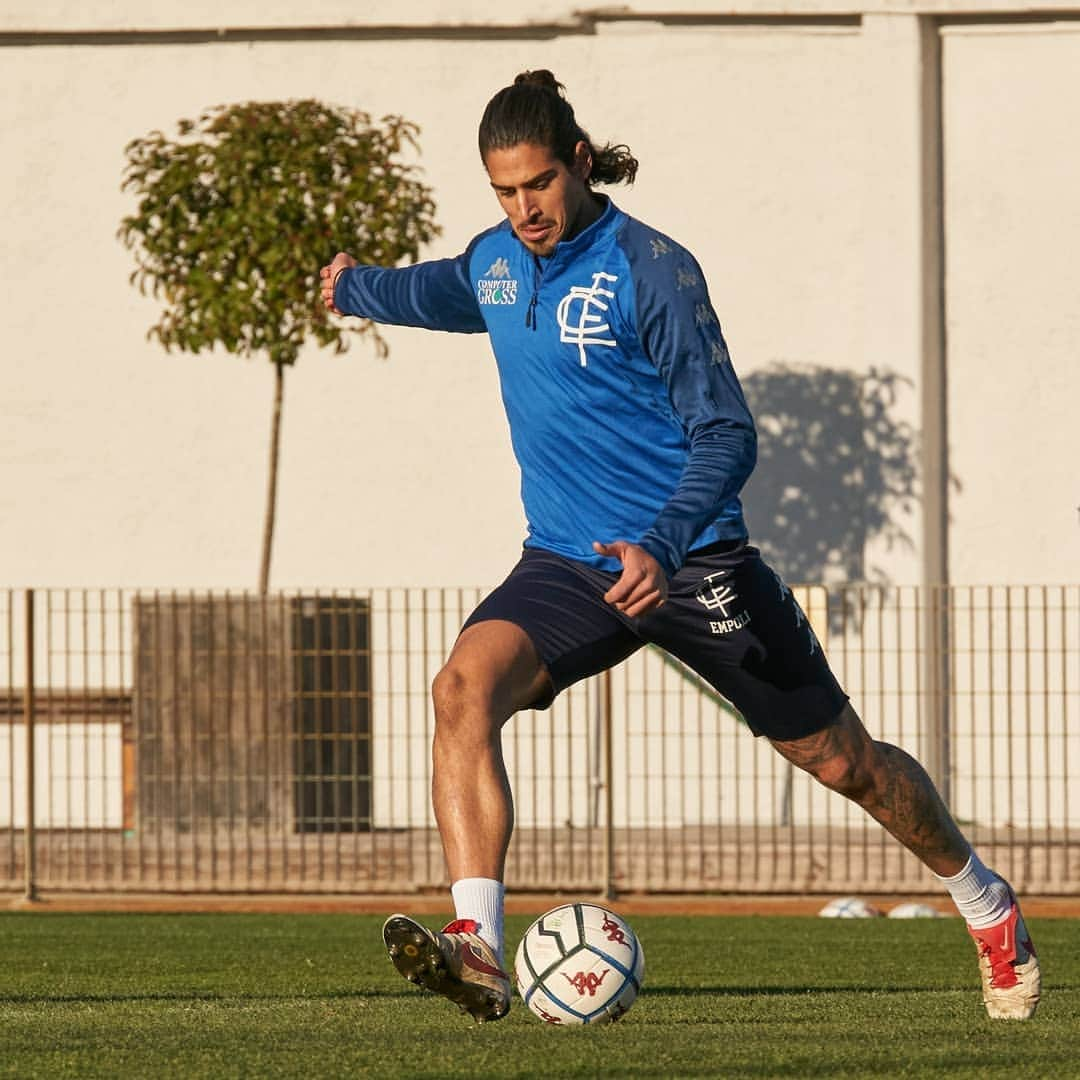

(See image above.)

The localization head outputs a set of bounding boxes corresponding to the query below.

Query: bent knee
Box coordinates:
[431,664,478,720]
[807,745,883,801]
[774,706,881,799]
[809,754,863,796]
[431,664,501,740]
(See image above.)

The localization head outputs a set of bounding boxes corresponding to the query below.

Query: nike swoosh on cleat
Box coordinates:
[461,947,509,982]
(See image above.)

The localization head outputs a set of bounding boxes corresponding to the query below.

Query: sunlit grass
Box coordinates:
[0,912,1075,1078]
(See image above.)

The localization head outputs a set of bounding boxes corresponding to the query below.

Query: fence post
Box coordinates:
[600,669,615,900]
[922,584,952,807]
[23,588,37,903]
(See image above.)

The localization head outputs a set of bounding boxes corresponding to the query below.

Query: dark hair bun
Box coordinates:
[513,69,565,96]
[480,70,638,187]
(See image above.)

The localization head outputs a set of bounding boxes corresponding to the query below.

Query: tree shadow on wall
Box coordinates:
[740,363,918,591]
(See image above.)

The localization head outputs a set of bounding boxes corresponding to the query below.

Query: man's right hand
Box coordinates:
[319,251,357,315]
[592,540,669,618]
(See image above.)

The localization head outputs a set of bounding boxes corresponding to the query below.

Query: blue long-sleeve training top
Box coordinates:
[334,197,757,578]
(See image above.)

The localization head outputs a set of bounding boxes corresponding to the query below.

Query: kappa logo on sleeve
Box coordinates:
[694,302,718,328]
[675,267,700,291]
[477,256,518,305]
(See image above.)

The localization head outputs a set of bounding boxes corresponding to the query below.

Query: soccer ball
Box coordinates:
[887,902,945,919]
[514,903,645,1025]
[818,896,884,918]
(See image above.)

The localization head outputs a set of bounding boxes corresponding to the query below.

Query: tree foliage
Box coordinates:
[118,99,440,365]
[118,100,440,591]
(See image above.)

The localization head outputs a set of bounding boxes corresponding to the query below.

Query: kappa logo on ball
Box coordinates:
[601,913,628,945]
[563,969,610,997]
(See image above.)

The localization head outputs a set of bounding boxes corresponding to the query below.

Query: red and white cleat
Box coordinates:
[968,886,1041,1020]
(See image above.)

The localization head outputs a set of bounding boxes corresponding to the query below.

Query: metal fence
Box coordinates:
[1,585,1077,897]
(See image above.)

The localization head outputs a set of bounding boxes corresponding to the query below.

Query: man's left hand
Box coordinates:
[593,540,669,618]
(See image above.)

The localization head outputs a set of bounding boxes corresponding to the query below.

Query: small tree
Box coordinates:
[119,100,440,592]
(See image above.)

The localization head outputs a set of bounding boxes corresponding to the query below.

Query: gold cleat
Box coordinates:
[383,914,511,1023]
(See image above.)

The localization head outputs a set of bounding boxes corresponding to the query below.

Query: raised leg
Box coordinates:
[770,702,1041,1018]
[769,702,969,876]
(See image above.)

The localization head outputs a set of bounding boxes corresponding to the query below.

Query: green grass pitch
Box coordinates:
[1,911,1077,1078]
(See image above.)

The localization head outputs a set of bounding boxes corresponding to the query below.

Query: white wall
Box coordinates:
[0,724,124,828]
[943,25,1080,584]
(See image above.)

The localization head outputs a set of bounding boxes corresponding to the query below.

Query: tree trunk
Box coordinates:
[259,361,285,594]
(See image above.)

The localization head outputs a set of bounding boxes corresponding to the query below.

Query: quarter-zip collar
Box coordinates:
[518,196,617,329]
[532,195,615,271]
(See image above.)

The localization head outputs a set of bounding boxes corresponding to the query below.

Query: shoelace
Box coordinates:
[975,937,1020,989]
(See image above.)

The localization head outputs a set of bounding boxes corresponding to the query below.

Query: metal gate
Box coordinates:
[2,586,1077,896]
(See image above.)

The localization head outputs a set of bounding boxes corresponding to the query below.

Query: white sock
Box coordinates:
[935,851,1013,929]
[450,877,505,964]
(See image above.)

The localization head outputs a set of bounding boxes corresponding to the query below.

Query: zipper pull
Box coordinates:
[524,254,542,330]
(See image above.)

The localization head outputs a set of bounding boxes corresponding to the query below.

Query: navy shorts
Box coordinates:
[462,541,848,741]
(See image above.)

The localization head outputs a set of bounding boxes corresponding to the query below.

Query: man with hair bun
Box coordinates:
[320,71,1039,1024]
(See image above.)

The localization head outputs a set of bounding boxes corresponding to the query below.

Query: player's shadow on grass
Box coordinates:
[740,363,920,617]
[0,988,421,1004]
[644,983,963,996]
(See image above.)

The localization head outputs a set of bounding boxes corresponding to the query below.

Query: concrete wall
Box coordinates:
[1,2,1077,591]
[943,23,1080,584]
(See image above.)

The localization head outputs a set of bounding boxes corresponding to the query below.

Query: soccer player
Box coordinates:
[319,70,1039,1023]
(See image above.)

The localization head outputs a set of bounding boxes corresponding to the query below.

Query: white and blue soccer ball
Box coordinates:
[514,903,645,1025]
[887,902,946,919]
[818,896,884,919]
